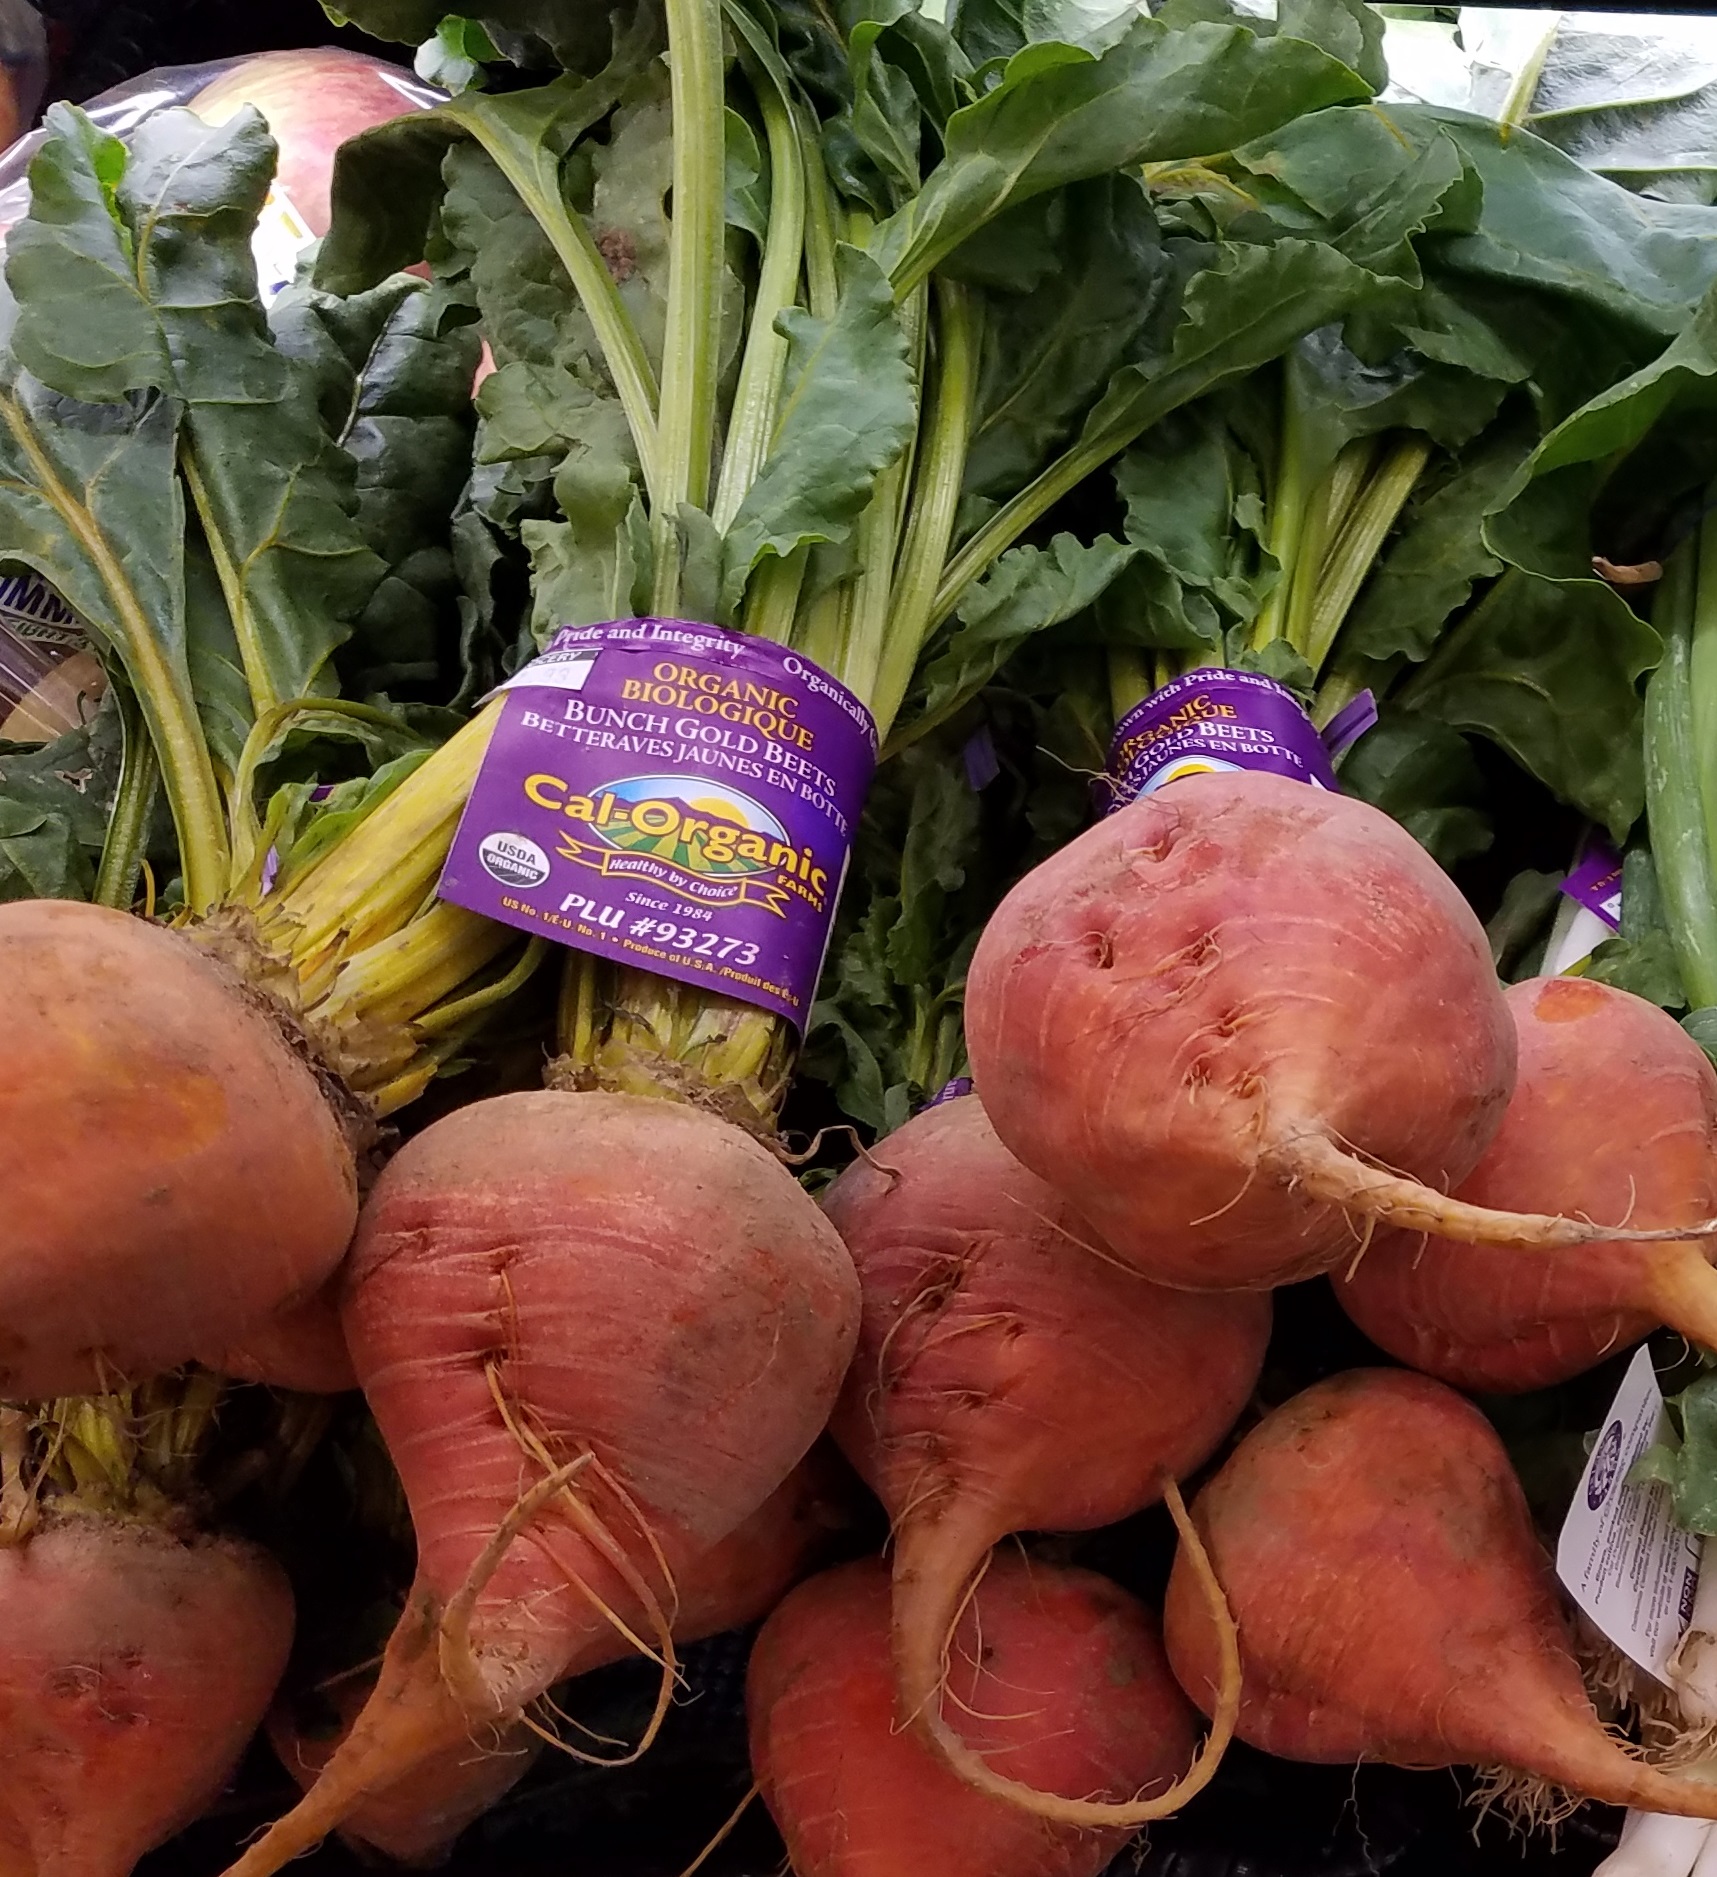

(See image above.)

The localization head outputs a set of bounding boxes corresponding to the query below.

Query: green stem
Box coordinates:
[450,107,662,503]
[1284,436,1377,660]
[1312,651,1400,729]
[1647,535,1717,1010]
[829,279,928,708]
[869,280,979,743]
[651,0,727,615]
[1108,646,1153,721]
[1252,391,1311,652]
[92,684,159,912]
[1301,435,1430,677]
[1693,501,1717,840]
[710,56,807,536]
[181,450,278,716]
[800,110,840,322]
[0,394,228,910]
[930,400,1162,629]
[745,544,809,642]
[1498,15,1560,136]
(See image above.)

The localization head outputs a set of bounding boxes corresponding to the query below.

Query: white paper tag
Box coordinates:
[1558,1346,1703,1683]
[251,185,316,305]
[493,644,601,697]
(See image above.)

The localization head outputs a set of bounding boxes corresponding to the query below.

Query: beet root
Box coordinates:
[268,1449,852,1866]
[222,1089,860,1877]
[964,774,1695,1291]
[1162,1368,1717,1815]
[0,1510,294,1876]
[751,1554,1201,1877]
[1336,977,1717,1390]
[0,900,358,1397]
[267,1684,540,1869]
[824,1093,1262,1821]
[200,1283,357,1394]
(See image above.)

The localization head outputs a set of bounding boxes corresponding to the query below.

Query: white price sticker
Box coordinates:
[1558,1345,1703,1683]
[494,646,602,696]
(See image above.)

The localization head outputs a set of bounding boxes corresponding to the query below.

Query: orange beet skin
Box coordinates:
[965,773,1519,1288]
[824,1092,1265,1816]
[751,1555,1199,1877]
[225,1090,860,1877]
[1162,1369,1717,1816]
[0,900,357,1397]
[0,1514,293,1877]
[1337,977,1717,1389]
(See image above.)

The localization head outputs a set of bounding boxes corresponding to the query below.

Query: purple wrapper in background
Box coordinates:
[438,619,878,1030]
[1103,667,1340,813]
[923,1076,974,1109]
[1562,837,1623,931]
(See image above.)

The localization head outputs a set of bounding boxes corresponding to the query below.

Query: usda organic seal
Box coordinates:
[478,832,550,889]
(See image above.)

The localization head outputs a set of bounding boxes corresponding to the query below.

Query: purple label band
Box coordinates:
[437,619,878,1031]
[1562,835,1623,931]
[1322,688,1379,761]
[1103,667,1348,814]
[924,1076,974,1109]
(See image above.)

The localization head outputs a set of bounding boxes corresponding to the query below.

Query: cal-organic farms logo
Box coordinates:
[522,772,831,915]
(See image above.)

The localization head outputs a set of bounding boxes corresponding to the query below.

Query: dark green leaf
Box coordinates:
[1229,106,1467,281]
[1096,403,1272,653]
[1401,104,1717,339]
[1279,0,1385,94]
[322,0,618,73]
[961,174,1192,501]
[1402,568,1658,842]
[1683,1005,1717,1068]
[1074,236,1373,466]
[1582,844,1688,1009]
[901,533,1135,746]
[0,709,122,902]
[1343,419,1532,662]
[869,15,1372,292]
[1631,1371,1717,1535]
[271,275,483,696]
[725,106,771,250]
[1486,866,1564,976]
[0,371,219,856]
[1338,707,1492,871]
[11,106,383,710]
[1489,284,1717,585]
[721,246,918,613]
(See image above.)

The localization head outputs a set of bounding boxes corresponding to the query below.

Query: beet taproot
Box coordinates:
[1337,977,1717,1390]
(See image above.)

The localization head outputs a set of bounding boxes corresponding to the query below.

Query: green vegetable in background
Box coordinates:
[305,0,1384,1126]
[0,102,536,1114]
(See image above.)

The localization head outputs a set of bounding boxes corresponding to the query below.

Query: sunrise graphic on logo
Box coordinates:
[591,776,791,878]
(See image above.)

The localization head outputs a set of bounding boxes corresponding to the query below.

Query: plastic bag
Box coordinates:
[0,46,440,736]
